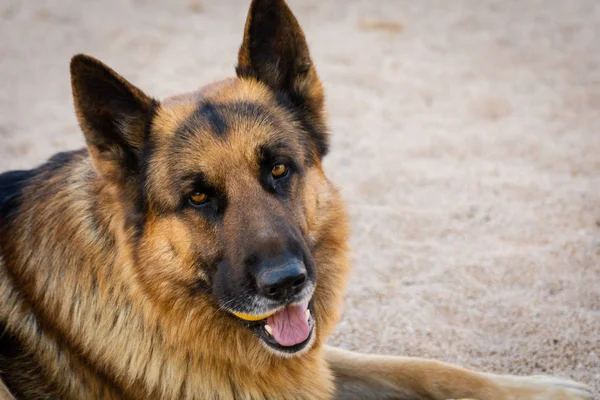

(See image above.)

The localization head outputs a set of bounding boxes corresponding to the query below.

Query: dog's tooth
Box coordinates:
[264,324,273,336]
[305,309,311,322]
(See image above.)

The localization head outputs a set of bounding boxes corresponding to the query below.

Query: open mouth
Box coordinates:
[231,301,315,354]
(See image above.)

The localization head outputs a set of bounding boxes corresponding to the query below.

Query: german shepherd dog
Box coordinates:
[0,1,592,399]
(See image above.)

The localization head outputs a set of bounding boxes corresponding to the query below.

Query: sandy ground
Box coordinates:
[1,0,599,396]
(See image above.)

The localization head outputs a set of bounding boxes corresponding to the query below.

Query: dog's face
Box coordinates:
[137,79,325,355]
[70,0,339,356]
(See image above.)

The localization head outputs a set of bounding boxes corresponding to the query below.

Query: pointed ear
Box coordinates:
[70,54,157,184]
[236,0,328,158]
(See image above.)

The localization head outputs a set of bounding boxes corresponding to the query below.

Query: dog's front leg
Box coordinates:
[324,346,591,400]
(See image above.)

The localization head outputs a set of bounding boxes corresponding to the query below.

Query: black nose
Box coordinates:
[256,257,308,301]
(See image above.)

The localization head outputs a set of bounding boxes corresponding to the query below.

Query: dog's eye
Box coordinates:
[271,163,288,179]
[189,192,208,206]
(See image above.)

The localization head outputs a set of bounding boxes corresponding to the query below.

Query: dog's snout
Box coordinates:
[256,257,307,302]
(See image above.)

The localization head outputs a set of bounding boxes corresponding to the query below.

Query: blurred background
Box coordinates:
[1,0,599,394]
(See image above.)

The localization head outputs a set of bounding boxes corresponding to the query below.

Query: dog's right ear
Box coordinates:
[70,54,156,185]
[237,0,328,159]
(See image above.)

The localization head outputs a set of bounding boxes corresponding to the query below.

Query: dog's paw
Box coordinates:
[489,374,592,400]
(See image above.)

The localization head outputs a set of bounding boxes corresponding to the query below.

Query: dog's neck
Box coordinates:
[0,153,345,399]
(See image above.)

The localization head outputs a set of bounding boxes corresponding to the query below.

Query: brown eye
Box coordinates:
[189,192,208,206]
[271,163,288,178]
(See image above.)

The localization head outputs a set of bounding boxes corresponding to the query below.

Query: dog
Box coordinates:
[0,0,592,399]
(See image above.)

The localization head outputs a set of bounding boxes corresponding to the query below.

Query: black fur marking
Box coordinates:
[0,321,21,359]
[143,101,159,144]
[0,150,87,226]
[275,92,328,161]
[46,150,84,171]
[0,321,60,399]
[194,279,212,294]
[177,101,278,142]
[196,103,228,136]
[0,169,36,225]
[128,101,159,240]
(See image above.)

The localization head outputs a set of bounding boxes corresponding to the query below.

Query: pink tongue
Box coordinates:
[266,303,309,347]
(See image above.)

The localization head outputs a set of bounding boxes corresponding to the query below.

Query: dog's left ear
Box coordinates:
[237,0,328,158]
[70,54,156,186]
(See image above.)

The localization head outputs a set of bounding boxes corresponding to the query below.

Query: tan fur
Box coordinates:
[0,1,592,399]
[0,380,15,400]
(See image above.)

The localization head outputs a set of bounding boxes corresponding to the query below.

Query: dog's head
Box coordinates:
[70,0,348,358]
